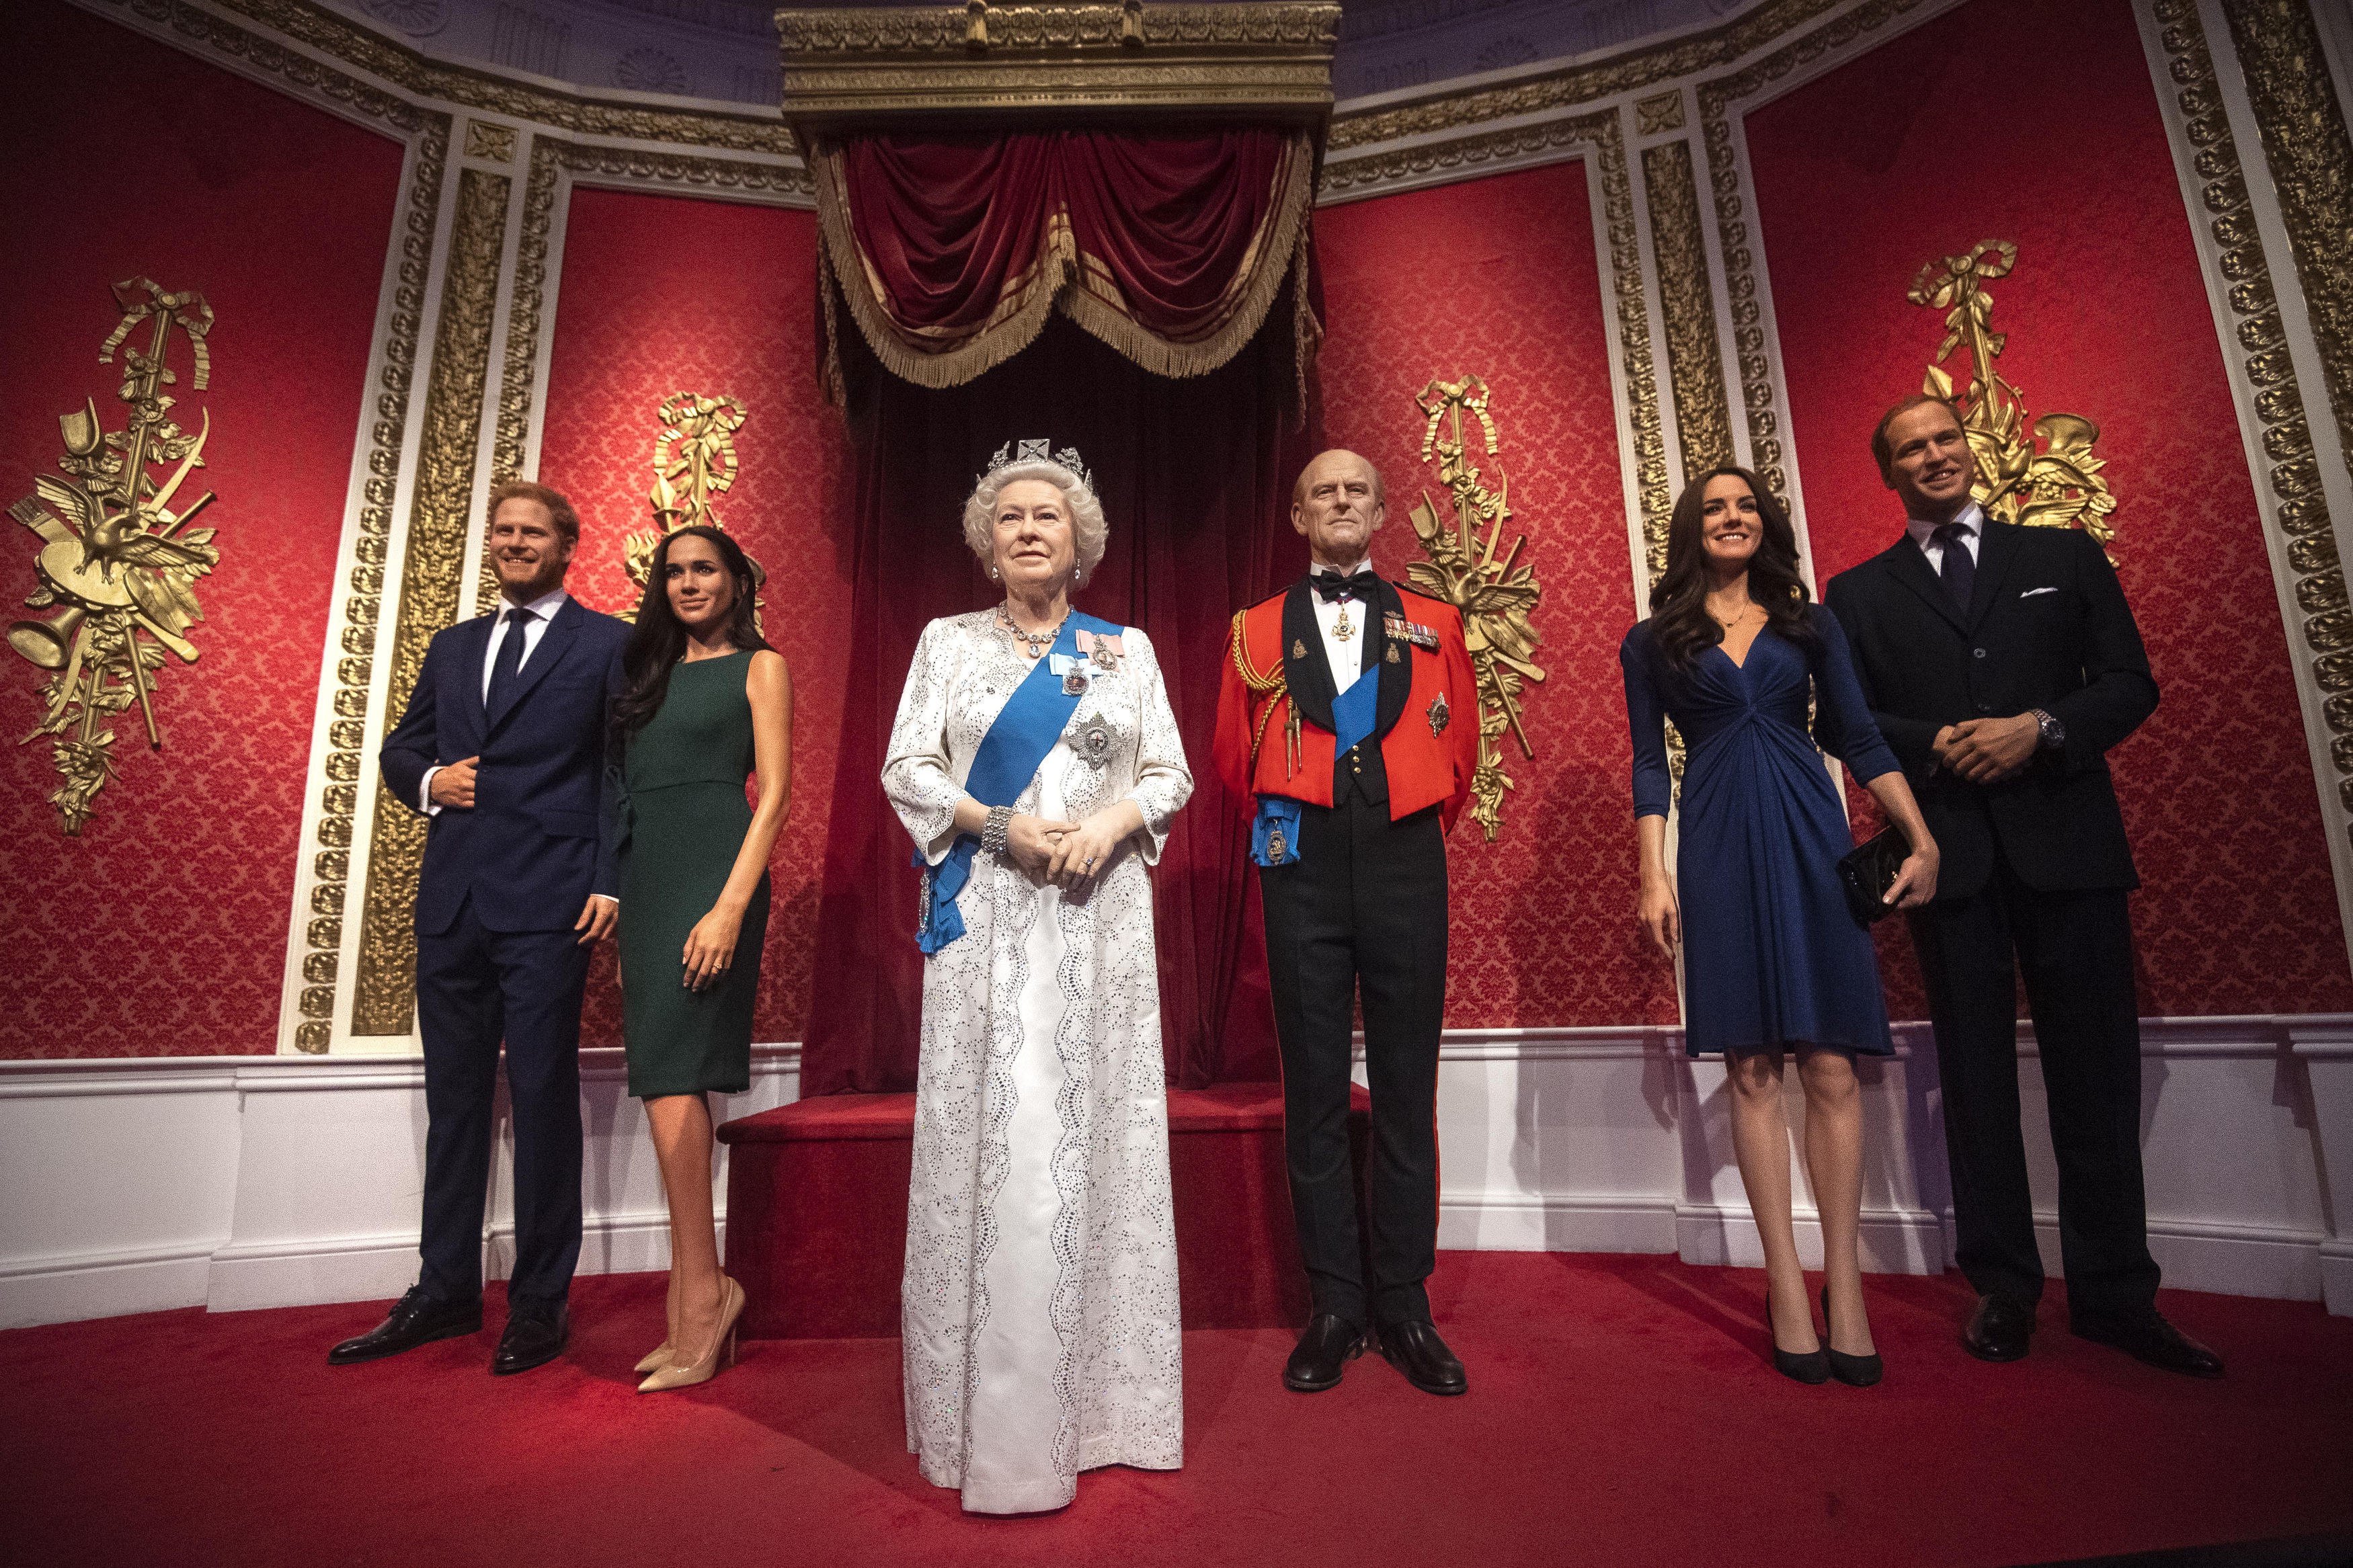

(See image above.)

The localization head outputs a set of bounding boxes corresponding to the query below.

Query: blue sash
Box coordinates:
[1251,669,1378,868]
[916,610,1123,953]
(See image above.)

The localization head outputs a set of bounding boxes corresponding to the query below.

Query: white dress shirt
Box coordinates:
[1308,556,1373,696]
[1904,500,1985,573]
[418,586,570,814]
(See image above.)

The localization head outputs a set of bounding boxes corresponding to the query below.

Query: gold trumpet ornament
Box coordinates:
[9,278,221,835]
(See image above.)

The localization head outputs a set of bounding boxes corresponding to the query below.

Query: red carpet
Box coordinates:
[9,1253,2350,1567]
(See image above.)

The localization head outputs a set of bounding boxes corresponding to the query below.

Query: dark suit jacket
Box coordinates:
[1823,519,2157,901]
[380,594,631,935]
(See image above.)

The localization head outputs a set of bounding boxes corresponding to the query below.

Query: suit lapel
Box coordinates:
[487,596,581,733]
[1371,577,1410,739]
[463,613,498,725]
[1880,535,1968,634]
[1964,519,2021,632]
[1281,579,1336,733]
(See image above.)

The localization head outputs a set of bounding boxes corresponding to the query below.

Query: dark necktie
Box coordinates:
[1312,569,1380,604]
[487,606,534,715]
[1933,523,1975,612]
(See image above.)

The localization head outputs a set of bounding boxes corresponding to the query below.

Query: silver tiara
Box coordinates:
[985,438,1092,495]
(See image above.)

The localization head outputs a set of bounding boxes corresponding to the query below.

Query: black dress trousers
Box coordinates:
[1259,788,1448,1330]
[415,893,592,1309]
[1907,845,2159,1323]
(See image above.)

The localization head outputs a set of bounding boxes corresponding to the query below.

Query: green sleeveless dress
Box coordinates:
[619,649,768,1099]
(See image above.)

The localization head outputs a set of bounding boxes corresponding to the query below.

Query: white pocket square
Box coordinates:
[2020,586,2059,597]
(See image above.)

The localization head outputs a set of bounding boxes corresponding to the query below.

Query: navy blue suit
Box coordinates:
[380,593,629,1308]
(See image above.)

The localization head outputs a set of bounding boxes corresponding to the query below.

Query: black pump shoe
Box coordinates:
[1821,1286,1884,1387]
[1767,1293,1829,1385]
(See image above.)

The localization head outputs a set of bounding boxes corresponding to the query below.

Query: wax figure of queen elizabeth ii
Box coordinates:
[881,445,1193,1514]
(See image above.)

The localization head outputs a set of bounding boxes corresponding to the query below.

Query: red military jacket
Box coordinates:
[1213,576,1481,835]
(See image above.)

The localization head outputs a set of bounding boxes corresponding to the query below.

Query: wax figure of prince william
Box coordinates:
[329,480,629,1376]
[1215,449,1479,1396]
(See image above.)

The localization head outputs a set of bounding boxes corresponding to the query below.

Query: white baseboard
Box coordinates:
[5,1016,2351,1327]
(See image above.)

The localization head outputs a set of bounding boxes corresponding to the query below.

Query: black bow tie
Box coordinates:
[1312,570,1380,604]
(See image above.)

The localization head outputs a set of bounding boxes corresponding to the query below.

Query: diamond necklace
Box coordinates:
[996,602,1066,660]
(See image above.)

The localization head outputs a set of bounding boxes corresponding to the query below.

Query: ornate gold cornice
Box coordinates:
[775,1,1339,132]
[1696,0,1930,503]
[2155,0,2353,828]
[1643,138,1733,501]
[352,167,512,1036]
[293,116,450,1053]
[2221,0,2353,482]
[1326,0,1842,153]
[99,0,795,157]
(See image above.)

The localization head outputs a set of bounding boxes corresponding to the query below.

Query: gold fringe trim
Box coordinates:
[815,132,1321,395]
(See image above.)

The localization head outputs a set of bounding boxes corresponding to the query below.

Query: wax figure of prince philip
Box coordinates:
[329,480,629,1376]
[1214,449,1479,1396]
[1825,396,2220,1378]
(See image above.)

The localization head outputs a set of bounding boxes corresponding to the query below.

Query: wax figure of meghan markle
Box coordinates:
[1619,466,1937,1387]
[881,450,1193,1514]
[610,524,791,1393]
[335,481,627,1375]
[1213,449,1480,1397]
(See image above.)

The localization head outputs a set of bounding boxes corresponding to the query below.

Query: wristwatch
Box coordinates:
[2030,708,2065,751]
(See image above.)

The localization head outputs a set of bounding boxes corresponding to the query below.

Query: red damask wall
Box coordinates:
[1748,0,2353,1016]
[533,189,854,1048]
[1316,163,1678,1028]
[0,3,405,1057]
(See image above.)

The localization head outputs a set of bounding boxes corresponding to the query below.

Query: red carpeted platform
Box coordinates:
[718,1083,1366,1337]
[8,1255,2352,1568]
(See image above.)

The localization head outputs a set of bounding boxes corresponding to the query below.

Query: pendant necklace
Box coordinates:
[997,602,1066,660]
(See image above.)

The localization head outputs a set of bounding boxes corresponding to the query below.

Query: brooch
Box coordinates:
[1292,638,1308,660]
[1427,692,1451,735]
[1386,643,1400,663]
[1078,723,1113,763]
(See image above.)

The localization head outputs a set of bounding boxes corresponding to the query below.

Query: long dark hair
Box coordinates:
[1646,465,1819,671]
[611,524,770,748]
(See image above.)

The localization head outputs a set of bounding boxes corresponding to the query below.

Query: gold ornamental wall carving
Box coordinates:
[1643,138,1734,501]
[2154,0,2353,835]
[352,166,514,1038]
[8,280,222,836]
[1404,376,1544,841]
[1908,241,2118,555]
[619,393,766,622]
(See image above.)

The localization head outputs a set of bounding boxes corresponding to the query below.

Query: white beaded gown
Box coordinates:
[881,610,1193,1515]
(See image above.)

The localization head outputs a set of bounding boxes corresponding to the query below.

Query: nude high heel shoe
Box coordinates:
[637,1276,744,1394]
[635,1278,680,1374]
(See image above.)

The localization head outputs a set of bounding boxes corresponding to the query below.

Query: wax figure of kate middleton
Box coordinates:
[610,525,792,1393]
[1620,466,1937,1387]
[1824,395,2221,1378]
[881,451,1193,1514]
[334,481,628,1376]
[1213,449,1480,1398]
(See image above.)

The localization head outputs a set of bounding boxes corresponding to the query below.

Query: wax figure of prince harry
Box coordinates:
[329,480,629,1376]
[1215,449,1479,1396]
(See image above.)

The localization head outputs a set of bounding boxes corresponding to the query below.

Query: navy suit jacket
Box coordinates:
[380,594,631,936]
[1824,520,2157,901]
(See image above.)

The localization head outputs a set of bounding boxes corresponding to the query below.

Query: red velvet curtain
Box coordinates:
[817,128,1315,393]
[799,304,1316,1095]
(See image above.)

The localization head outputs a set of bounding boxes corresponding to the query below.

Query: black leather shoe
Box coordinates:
[1283,1313,1365,1392]
[327,1286,482,1366]
[1377,1319,1467,1396]
[491,1302,570,1376]
[1962,1292,2036,1362]
[2073,1310,2224,1378]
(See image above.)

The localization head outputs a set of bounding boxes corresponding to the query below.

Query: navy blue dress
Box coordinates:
[1620,607,1900,1058]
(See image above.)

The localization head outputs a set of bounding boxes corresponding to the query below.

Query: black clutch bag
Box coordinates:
[1836,825,1909,924]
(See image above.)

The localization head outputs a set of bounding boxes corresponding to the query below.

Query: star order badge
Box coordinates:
[1293,638,1307,660]
[1427,691,1451,736]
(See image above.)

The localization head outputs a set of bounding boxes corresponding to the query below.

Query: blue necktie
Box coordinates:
[487,606,534,715]
[1933,523,1975,612]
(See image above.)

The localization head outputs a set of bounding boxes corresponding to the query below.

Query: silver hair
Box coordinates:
[961,459,1109,586]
